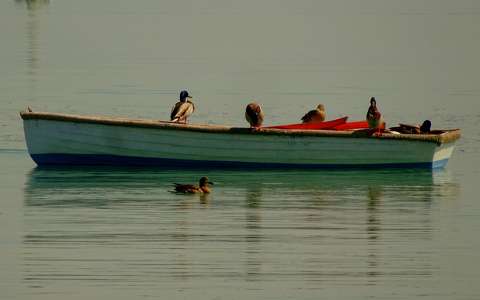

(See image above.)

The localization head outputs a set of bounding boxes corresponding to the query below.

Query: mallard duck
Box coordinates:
[171,90,195,123]
[245,102,264,128]
[366,97,384,134]
[174,177,213,194]
[301,104,326,123]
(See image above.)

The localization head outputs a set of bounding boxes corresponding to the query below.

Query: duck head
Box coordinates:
[247,102,262,114]
[370,97,377,107]
[180,90,192,102]
[199,176,214,187]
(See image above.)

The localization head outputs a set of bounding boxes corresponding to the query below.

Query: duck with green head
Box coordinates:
[171,90,195,123]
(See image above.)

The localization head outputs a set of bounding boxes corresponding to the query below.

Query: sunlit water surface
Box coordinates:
[1,0,480,299]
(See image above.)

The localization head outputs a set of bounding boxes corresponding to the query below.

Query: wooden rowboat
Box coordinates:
[20,111,461,169]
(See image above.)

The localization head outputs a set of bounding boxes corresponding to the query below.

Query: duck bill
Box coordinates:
[208,182,214,185]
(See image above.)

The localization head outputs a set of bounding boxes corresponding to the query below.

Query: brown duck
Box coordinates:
[171,90,195,123]
[301,104,326,123]
[174,177,214,194]
[245,102,264,128]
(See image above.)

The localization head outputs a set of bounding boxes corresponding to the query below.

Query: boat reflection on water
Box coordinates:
[22,167,460,288]
[24,167,458,207]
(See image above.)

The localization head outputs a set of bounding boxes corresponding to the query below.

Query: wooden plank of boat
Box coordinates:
[20,111,461,169]
[265,117,348,130]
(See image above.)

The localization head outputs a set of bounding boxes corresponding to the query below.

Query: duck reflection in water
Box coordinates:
[15,0,49,9]
[15,0,49,102]
[366,185,383,281]
[367,185,383,241]
[245,186,263,280]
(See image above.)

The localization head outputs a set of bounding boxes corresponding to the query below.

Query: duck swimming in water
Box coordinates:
[171,90,195,123]
[174,177,214,194]
[301,104,326,123]
[366,97,384,135]
[245,102,264,128]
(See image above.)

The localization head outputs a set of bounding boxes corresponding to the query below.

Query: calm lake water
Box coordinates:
[1,0,480,299]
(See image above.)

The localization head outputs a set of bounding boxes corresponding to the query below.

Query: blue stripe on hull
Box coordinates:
[30,154,449,170]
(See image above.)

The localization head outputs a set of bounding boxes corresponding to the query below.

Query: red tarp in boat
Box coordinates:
[266,116,348,130]
[333,121,369,131]
[333,121,388,131]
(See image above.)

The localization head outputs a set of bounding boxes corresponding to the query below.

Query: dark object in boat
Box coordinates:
[420,120,431,133]
[390,120,432,134]
[391,124,420,134]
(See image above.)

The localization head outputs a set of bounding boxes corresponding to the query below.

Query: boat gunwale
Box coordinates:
[20,111,461,145]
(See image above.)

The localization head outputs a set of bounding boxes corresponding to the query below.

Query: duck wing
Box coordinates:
[367,114,383,129]
[171,101,184,120]
[183,100,195,117]
[301,110,325,123]
[171,101,195,122]
[366,106,381,121]
[301,109,317,123]
[174,183,197,193]
[245,110,254,126]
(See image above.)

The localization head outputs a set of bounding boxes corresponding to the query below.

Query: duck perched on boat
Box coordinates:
[301,104,326,123]
[174,177,214,194]
[171,90,195,123]
[390,120,432,134]
[420,120,431,133]
[245,102,264,128]
[366,97,384,134]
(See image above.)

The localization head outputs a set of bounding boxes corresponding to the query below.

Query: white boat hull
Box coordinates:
[21,113,460,169]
